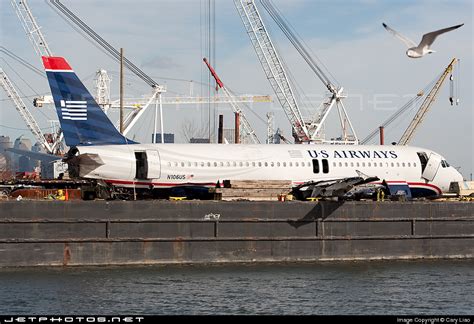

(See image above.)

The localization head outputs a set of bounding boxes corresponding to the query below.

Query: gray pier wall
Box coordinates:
[0,200,473,266]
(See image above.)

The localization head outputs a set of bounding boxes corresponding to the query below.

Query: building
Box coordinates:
[152,133,175,143]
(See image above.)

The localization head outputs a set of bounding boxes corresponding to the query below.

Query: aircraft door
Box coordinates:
[135,152,148,179]
[146,150,161,179]
[422,153,442,181]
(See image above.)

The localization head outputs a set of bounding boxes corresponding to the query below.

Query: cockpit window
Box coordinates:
[441,160,450,168]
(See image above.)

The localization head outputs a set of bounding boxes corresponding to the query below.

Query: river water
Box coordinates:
[1,259,473,315]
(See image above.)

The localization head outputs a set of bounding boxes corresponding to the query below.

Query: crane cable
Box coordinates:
[0,46,45,78]
[48,0,158,88]
[360,72,442,144]
[260,0,336,92]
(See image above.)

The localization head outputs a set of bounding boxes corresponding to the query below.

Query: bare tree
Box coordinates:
[180,119,215,143]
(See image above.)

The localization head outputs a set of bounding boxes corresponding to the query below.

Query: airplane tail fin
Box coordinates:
[42,56,134,147]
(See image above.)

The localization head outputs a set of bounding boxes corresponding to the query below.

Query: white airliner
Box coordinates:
[43,56,463,199]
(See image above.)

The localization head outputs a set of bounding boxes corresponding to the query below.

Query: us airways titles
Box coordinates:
[307,149,399,159]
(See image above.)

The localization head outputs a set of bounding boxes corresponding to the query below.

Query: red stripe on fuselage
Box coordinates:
[104,179,442,194]
[373,181,442,195]
[42,56,73,71]
[104,180,217,187]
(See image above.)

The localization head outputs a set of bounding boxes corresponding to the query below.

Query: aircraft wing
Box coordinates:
[292,170,380,199]
[6,148,61,163]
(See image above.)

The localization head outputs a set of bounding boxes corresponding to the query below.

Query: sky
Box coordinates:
[0,0,473,178]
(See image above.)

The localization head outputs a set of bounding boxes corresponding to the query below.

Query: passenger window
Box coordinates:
[246,162,249,167]
[289,162,292,167]
[362,162,365,167]
[252,162,256,167]
[295,162,299,167]
[233,162,237,167]
[368,162,371,167]
[322,159,329,174]
[277,162,280,167]
[200,162,205,167]
[258,162,262,167]
[339,162,342,167]
[207,162,211,167]
[391,162,394,167]
[396,162,400,167]
[220,162,224,167]
[408,162,411,167]
[264,162,268,167]
[312,159,320,174]
[239,162,243,167]
[379,162,383,167]
[283,162,286,167]
[402,163,405,167]
[356,162,360,167]
[350,162,354,167]
[181,162,185,167]
[333,162,336,167]
[214,162,218,167]
[445,161,450,167]
[270,162,274,167]
[167,162,171,167]
[345,162,348,167]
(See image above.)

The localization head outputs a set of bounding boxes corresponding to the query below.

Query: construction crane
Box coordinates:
[10,0,67,154]
[266,112,274,144]
[34,94,271,109]
[11,0,52,57]
[48,0,167,140]
[233,0,358,144]
[398,58,458,145]
[0,69,61,154]
[203,58,260,144]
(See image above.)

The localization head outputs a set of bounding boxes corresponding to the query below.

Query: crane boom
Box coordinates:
[11,0,52,57]
[398,58,457,145]
[0,69,54,153]
[233,0,309,142]
[203,58,260,144]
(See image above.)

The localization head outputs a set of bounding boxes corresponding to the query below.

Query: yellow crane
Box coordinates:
[398,58,458,145]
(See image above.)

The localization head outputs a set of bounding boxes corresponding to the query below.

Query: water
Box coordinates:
[0,260,473,315]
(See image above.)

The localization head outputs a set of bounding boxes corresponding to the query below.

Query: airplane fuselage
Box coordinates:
[73,143,463,198]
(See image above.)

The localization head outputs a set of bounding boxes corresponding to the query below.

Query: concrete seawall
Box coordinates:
[0,200,473,266]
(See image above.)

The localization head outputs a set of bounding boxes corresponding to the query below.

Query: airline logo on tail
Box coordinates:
[60,100,87,121]
[42,56,134,146]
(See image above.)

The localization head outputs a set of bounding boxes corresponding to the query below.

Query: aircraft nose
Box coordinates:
[454,169,464,182]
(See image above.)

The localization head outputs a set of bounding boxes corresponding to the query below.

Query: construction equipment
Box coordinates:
[234,0,358,144]
[361,58,459,145]
[11,0,52,57]
[10,0,65,153]
[48,0,166,140]
[0,69,60,154]
[266,112,274,144]
[398,58,458,145]
[203,58,260,144]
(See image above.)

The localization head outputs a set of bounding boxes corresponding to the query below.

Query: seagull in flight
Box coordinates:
[382,23,464,58]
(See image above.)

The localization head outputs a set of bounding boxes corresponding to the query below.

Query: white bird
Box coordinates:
[382,22,464,58]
